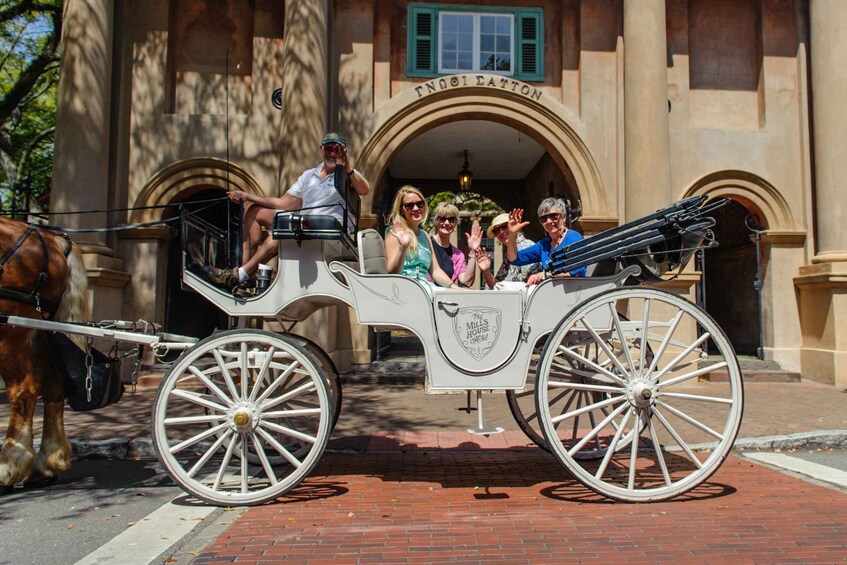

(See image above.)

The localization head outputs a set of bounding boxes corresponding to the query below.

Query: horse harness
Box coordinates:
[0,224,72,316]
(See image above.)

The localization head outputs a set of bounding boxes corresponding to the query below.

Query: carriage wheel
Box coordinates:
[508,323,649,458]
[536,287,743,502]
[152,329,332,506]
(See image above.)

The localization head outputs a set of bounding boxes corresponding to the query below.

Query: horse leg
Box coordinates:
[0,365,38,486]
[31,340,71,481]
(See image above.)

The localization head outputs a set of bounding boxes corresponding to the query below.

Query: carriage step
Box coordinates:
[465,390,505,436]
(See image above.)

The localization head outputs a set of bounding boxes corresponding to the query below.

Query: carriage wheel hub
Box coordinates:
[627,381,655,408]
[229,403,258,431]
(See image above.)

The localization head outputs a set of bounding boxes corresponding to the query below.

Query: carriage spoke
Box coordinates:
[639,299,651,377]
[644,311,683,377]
[186,429,233,479]
[188,366,234,406]
[164,414,227,425]
[658,391,733,404]
[656,401,723,440]
[255,427,303,468]
[260,379,316,412]
[656,361,728,390]
[610,304,637,377]
[213,433,239,491]
[651,333,710,383]
[240,438,249,494]
[556,344,628,387]
[551,394,626,425]
[170,422,230,454]
[256,362,302,405]
[547,380,623,394]
[170,389,228,413]
[580,319,630,384]
[249,346,276,403]
[647,416,672,486]
[595,407,633,480]
[652,407,703,470]
[251,434,278,486]
[260,420,317,444]
[567,402,629,457]
[212,349,241,401]
[261,408,322,419]
[628,412,644,490]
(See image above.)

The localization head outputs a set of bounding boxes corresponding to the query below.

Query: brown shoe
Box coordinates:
[202,266,238,291]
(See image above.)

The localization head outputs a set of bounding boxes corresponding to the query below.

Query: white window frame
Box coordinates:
[437,11,515,75]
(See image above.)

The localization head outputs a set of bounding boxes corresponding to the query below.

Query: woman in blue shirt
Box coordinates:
[505,197,587,286]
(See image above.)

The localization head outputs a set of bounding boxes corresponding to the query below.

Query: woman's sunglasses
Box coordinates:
[491,224,508,236]
[402,200,426,211]
[436,216,457,224]
[539,212,562,224]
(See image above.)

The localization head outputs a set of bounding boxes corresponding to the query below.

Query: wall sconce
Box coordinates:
[458,149,473,192]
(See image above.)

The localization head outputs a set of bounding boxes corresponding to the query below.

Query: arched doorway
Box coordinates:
[701,200,762,356]
[163,188,234,338]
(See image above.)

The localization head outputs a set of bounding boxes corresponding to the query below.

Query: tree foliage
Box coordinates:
[0,0,62,214]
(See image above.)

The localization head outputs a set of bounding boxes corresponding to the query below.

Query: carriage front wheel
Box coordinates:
[152,329,332,506]
[536,287,743,502]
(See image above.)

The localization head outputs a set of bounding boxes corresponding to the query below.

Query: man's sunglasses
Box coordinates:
[436,216,457,224]
[402,200,426,211]
[539,212,562,224]
[491,224,508,236]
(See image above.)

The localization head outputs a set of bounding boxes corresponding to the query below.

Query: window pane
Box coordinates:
[458,52,473,69]
[496,35,510,52]
[496,56,511,71]
[480,34,494,52]
[442,14,457,33]
[481,16,494,34]
[496,16,510,34]
[443,36,456,51]
[443,52,457,69]
[458,33,472,52]
[458,14,473,33]
[480,52,494,70]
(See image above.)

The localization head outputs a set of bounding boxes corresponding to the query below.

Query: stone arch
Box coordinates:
[681,170,799,233]
[357,78,608,221]
[131,157,264,223]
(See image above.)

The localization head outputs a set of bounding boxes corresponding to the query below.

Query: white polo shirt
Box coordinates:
[287,163,347,224]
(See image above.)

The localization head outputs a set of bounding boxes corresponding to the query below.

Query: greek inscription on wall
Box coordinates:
[414,74,543,102]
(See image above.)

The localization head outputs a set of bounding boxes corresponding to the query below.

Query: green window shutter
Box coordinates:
[516,10,544,81]
[408,5,437,76]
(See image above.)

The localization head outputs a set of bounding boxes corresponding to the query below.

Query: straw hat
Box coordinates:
[486,212,510,238]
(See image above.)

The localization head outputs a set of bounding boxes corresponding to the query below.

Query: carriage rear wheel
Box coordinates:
[152,329,332,506]
[507,318,650,458]
[536,287,743,502]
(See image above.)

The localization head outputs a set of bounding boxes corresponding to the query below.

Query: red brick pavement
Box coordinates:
[193,451,847,564]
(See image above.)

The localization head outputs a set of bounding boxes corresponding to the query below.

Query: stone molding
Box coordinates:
[130,157,264,223]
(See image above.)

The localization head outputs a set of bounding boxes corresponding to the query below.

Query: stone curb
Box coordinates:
[64,429,847,461]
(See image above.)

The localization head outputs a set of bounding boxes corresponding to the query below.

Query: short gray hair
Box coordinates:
[537,197,568,218]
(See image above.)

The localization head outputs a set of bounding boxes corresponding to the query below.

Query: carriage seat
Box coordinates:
[272,212,347,241]
[357,228,388,274]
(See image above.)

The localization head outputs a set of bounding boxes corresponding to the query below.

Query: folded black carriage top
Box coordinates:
[548,195,727,281]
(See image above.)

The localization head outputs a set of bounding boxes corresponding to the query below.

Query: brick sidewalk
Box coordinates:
[193,452,847,564]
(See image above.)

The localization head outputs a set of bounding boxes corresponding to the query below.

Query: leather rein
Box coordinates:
[0,224,72,316]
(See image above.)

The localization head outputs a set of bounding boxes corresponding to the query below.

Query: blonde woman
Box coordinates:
[430,202,483,288]
[385,186,459,289]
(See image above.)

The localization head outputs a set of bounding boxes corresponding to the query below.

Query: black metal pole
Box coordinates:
[745,215,765,360]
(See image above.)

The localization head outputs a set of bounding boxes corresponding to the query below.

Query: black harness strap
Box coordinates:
[0,224,60,315]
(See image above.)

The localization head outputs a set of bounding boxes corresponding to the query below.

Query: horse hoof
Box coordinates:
[23,475,58,488]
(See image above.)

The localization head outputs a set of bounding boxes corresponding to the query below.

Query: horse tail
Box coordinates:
[54,244,90,324]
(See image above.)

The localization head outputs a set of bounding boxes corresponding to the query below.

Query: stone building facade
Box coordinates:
[51,0,846,384]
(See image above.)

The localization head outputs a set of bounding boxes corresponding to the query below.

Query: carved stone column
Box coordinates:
[623,0,672,221]
[794,0,847,385]
[51,0,128,317]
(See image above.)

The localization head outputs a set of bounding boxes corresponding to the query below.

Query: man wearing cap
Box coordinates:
[479,212,540,289]
[204,132,370,290]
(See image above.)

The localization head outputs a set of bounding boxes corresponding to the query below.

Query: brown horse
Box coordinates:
[0,216,89,486]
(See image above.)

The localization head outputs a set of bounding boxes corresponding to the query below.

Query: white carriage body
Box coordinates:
[181,236,636,391]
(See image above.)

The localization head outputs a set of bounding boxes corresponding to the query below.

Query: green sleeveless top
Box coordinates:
[386,227,432,282]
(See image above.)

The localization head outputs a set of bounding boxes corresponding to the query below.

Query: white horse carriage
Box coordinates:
[1,194,743,506]
[151,193,743,506]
